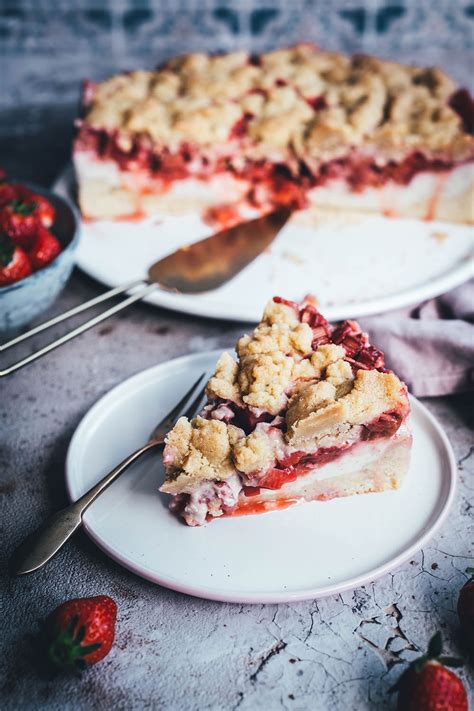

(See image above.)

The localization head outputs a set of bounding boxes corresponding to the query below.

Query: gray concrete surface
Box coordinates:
[1,105,473,710]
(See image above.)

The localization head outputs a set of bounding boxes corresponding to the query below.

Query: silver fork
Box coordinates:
[10,372,207,576]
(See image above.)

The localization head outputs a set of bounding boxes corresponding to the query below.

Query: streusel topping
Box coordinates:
[161,297,410,491]
[161,416,236,494]
[83,45,472,162]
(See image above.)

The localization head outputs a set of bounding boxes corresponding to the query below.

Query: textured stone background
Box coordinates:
[1,1,474,709]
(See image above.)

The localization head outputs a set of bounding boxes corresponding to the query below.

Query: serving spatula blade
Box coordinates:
[148,207,292,293]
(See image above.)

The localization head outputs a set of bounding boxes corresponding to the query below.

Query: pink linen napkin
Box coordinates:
[359,280,474,397]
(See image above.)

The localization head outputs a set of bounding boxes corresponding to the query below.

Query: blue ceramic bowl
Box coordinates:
[0,184,80,333]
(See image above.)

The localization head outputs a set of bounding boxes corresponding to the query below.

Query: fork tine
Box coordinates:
[182,382,208,421]
[153,372,206,435]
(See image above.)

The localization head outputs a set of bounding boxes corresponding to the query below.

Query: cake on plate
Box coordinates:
[74,45,473,224]
[160,297,412,526]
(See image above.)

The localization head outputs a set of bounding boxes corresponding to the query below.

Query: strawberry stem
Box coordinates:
[9,199,37,216]
[46,616,102,671]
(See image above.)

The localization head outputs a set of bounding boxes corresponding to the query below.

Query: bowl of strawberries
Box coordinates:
[0,172,79,332]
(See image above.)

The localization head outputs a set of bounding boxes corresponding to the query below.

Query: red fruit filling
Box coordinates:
[75,108,472,213]
[449,88,474,135]
[229,112,254,139]
[255,445,353,490]
[363,409,407,440]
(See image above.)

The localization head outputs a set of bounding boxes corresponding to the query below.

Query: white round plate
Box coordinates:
[66,350,456,604]
[55,169,473,323]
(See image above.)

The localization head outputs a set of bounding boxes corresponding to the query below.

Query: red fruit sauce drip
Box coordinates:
[226,497,299,517]
[203,203,243,230]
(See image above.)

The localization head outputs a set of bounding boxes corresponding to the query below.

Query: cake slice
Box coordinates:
[160,297,412,525]
[74,45,473,224]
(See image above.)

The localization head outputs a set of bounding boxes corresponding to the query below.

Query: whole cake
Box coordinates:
[160,297,412,526]
[74,45,474,224]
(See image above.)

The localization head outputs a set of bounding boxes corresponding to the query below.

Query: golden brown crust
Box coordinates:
[82,45,473,162]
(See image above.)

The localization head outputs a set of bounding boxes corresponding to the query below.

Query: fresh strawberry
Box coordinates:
[44,595,117,670]
[0,184,17,207]
[391,632,467,711]
[29,226,61,270]
[0,198,40,248]
[27,191,55,227]
[458,567,474,653]
[0,232,32,286]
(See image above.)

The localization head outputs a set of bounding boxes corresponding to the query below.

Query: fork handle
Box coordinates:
[10,439,163,576]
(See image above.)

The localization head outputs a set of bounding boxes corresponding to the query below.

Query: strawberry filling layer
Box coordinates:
[75,120,472,213]
[253,445,352,490]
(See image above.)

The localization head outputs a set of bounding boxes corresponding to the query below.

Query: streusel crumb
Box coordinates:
[232,428,276,474]
[161,416,235,493]
[237,321,313,359]
[286,369,406,446]
[239,351,294,414]
[206,351,240,403]
[83,46,472,161]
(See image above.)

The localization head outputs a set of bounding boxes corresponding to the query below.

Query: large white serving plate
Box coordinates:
[55,169,473,323]
[66,350,456,604]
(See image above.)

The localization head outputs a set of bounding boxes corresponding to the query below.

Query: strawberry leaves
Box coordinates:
[47,614,102,671]
[9,198,37,216]
[43,595,117,672]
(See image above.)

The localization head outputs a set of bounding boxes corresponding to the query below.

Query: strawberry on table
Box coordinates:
[29,226,61,270]
[0,232,32,286]
[458,567,474,653]
[391,631,467,711]
[0,198,40,249]
[44,595,117,670]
